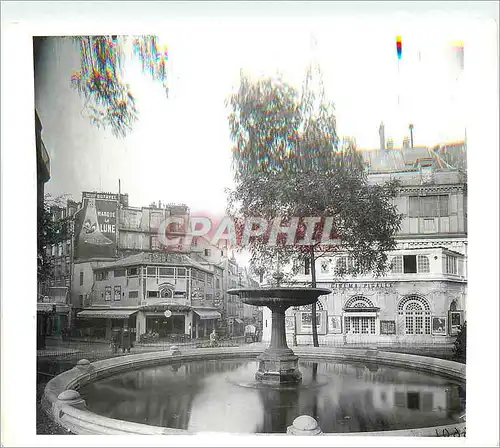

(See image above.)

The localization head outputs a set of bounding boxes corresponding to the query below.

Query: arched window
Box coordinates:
[344,296,377,335]
[300,301,324,311]
[299,301,324,332]
[449,300,457,311]
[398,295,431,335]
[345,295,374,309]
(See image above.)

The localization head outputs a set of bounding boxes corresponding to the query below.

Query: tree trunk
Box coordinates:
[310,246,319,347]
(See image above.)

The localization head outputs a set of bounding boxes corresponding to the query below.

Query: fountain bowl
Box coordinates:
[227,287,331,308]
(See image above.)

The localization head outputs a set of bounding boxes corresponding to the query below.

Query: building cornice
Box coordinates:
[399,184,466,195]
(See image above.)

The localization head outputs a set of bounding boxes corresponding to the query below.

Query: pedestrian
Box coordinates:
[121,327,132,354]
[209,328,218,347]
[111,328,120,354]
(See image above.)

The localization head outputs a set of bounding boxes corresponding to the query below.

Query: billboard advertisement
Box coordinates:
[74,192,118,260]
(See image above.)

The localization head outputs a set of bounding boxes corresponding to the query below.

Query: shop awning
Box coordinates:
[77,309,138,319]
[37,303,71,313]
[193,309,222,320]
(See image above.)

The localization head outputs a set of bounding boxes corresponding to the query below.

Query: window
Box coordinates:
[128,290,139,299]
[159,267,175,277]
[392,255,430,274]
[207,275,213,287]
[114,286,121,301]
[114,269,126,277]
[96,271,109,281]
[345,316,376,334]
[391,256,403,273]
[147,291,159,298]
[177,267,186,277]
[147,267,157,277]
[151,235,162,251]
[417,255,430,273]
[408,195,449,218]
[336,256,347,272]
[79,271,84,286]
[304,258,310,275]
[321,261,330,274]
[398,295,431,335]
[216,278,221,289]
[127,267,139,277]
[105,286,112,301]
[423,219,435,232]
[403,255,417,273]
[204,249,211,257]
[445,255,458,275]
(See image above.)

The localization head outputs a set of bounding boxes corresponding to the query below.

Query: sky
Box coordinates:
[35,17,468,212]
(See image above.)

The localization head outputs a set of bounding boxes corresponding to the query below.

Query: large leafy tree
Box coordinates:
[35,36,169,138]
[227,66,402,347]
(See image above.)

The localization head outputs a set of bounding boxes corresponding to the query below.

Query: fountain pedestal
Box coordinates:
[227,287,331,386]
[256,304,301,384]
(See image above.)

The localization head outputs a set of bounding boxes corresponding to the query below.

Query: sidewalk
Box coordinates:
[37,335,249,359]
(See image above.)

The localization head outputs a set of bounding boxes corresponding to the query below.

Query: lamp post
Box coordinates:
[293,306,298,347]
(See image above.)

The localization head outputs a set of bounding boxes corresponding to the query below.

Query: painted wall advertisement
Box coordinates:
[74,192,118,260]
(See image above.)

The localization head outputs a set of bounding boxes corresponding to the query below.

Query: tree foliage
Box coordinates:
[70,35,169,138]
[227,67,403,345]
[453,322,466,364]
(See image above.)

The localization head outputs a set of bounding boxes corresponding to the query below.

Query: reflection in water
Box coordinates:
[79,359,465,434]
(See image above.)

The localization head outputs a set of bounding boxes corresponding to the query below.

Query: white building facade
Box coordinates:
[262,143,467,346]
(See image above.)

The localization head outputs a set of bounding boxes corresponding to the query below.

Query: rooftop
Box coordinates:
[96,251,213,273]
[358,141,466,174]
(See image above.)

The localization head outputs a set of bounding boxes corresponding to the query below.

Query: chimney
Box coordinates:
[378,122,386,150]
[402,136,410,150]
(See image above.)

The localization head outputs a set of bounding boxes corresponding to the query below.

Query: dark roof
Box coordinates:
[359,141,467,173]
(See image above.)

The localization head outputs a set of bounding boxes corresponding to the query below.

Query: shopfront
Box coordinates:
[77,308,138,340]
[37,302,71,337]
[192,308,222,339]
[145,313,185,338]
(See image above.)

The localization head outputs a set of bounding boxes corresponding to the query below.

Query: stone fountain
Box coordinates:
[227,286,330,385]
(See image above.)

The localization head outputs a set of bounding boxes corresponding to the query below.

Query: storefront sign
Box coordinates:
[297,310,327,335]
[328,315,342,334]
[380,320,396,334]
[331,282,394,290]
[74,192,118,260]
[148,252,185,264]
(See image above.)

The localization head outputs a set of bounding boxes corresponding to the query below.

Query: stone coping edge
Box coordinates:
[44,347,465,436]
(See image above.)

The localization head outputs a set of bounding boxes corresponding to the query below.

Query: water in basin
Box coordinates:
[78,358,465,434]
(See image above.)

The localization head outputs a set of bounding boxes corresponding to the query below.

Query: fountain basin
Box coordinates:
[43,347,466,436]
